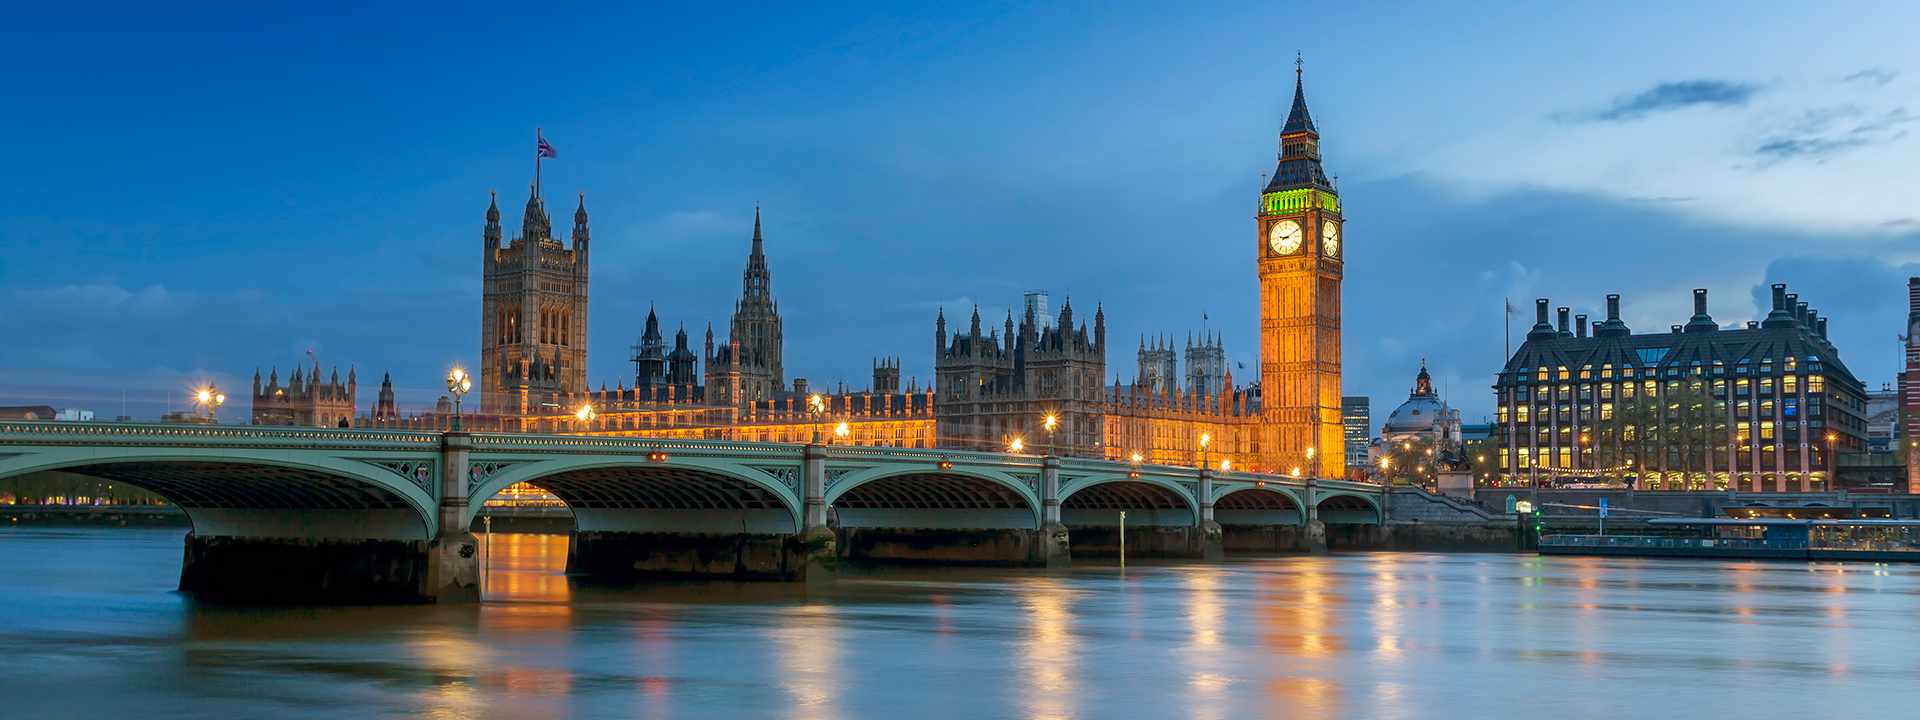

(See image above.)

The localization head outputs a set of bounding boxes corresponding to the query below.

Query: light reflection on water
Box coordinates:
[3,527,1920,718]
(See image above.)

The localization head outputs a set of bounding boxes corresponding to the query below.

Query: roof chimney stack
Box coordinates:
[1557,307,1571,337]
[1763,284,1795,328]
[1527,298,1557,340]
[1576,314,1588,338]
[1595,294,1631,338]
[1685,288,1717,332]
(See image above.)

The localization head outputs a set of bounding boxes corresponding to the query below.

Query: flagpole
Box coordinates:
[535,128,542,200]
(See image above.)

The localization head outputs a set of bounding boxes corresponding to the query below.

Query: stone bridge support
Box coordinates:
[799,443,835,578]
[428,433,481,602]
[1038,456,1070,567]
[1303,479,1328,554]
[1197,469,1223,560]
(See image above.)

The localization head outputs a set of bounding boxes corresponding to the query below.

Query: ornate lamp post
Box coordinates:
[1008,436,1025,454]
[574,402,595,431]
[1199,432,1212,471]
[833,420,851,445]
[1306,446,1317,480]
[1043,413,1059,457]
[446,367,472,431]
[807,393,826,444]
[194,385,226,423]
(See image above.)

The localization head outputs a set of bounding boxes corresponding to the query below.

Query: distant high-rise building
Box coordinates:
[1342,396,1371,473]
[1024,291,1052,331]
[1898,277,1920,492]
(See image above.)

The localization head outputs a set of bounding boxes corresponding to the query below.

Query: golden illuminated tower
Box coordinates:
[1257,58,1345,478]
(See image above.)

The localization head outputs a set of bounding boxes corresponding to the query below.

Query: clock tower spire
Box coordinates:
[1256,56,1345,478]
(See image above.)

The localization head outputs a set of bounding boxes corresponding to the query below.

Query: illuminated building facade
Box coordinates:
[1341,396,1370,474]
[931,296,1267,471]
[1255,60,1346,478]
[251,362,356,427]
[480,187,591,415]
[1490,286,1869,492]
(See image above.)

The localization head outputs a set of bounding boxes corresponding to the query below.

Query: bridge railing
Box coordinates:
[0,420,441,449]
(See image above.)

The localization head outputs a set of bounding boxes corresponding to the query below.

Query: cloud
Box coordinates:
[1580,80,1760,122]
[1843,67,1898,87]
[1753,107,1914,164]
[20,282,186,316]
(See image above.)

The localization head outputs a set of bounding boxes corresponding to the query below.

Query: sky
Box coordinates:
[2,1,1917,427]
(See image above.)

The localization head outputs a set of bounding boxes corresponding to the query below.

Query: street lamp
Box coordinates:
[807,393,826,443]
[1008,436,1025,454]
[194,385,226,422]
[1220,459,1232,471]
[1306,446,1317,480]
[1199,432,1212,470]
[834,420,851,444]
[1378,456,1391,485]
[1043,413,1059,457]
[446,367,472,431]
[574,402,595,428]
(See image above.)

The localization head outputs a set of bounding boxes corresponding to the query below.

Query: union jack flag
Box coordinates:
[537,135,557,158]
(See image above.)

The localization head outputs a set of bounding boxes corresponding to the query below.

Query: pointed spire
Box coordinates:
[751,205,763,254]
[1283,52,1317,136]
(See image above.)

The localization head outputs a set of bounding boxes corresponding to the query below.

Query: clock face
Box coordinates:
[1268,220,1303,255]
[1321,221,1340,258]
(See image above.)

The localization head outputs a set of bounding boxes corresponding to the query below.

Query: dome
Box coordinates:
[1378,361,1452,437]
[1381,396,1446,435]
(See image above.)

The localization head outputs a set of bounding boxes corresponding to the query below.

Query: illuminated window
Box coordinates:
[1600,402,1614,421]
[1782,375,1797,394]
[1808,375,1825,393]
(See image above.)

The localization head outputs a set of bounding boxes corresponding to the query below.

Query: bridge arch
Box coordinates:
[1316,491,1384,525]
[1213,486,1306,526]
[1059,474,1199,526]
[825,466,1040,530]
[467,457,803,534]
[0,448,437,540]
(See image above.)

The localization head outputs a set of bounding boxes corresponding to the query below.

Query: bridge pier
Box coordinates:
[799,443,837,579]
[1038,455,1070,568]
[427,433,481,602]
[1302,480,1328,554]
[1197,469,1224,561]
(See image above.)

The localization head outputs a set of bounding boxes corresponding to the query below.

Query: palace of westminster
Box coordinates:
[240,63,1917,493]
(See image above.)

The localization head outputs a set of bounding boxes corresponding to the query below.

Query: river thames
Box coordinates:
[2,527,1914,719]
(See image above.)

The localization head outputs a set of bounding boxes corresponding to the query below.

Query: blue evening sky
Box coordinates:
[3,2,1917,424]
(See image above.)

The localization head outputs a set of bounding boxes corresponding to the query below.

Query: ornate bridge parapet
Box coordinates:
[0,421,1392,601]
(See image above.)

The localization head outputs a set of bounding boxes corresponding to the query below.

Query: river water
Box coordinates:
[1,527,1914,719]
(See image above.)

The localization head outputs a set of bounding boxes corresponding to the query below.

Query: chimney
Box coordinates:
[1576,314,1589,338]
[1685,288,1717,332]
[1763,283,1794,328]
[1795,300,1809,327]
[1595,294,1631,338]
[1816,316,1828,339]
[1671,324,1683,334]
[1747,321,1760,330]
[1557,307,1571,336]
[1528,298,1557,340]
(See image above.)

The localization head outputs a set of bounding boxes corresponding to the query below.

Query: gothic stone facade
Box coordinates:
[480,187,590,415]
[1256,63,1346,478]
[251,363,356,427]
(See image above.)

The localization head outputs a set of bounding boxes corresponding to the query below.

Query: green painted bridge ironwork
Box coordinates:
[0,421,1390,601]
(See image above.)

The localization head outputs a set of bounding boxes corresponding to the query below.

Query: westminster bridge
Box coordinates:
[0,421,1425,603]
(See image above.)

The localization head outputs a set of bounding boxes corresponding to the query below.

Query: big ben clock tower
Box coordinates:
[1257,57,1345,478]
